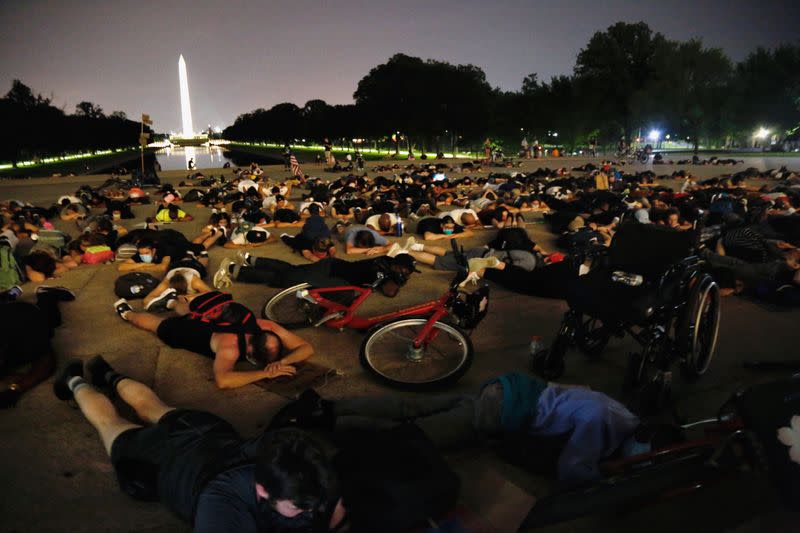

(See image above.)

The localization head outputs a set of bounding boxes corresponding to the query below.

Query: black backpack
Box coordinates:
[114,272,160,299]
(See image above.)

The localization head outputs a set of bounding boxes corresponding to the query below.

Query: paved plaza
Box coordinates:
[1,157,799,532]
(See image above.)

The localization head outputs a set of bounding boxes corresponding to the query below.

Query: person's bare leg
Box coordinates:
[116,378,175,425]
[74,385,141,455]
[408,251,438,266]
[125,311,164,332]
[421,245,447,256]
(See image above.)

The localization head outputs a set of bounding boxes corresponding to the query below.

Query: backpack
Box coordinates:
[114,272,160,299]
[83,245,115,264]
[0,245,22,291]
[187,291,262,358]
[335,424,460,533]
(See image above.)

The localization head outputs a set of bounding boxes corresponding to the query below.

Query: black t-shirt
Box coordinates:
[193,465,268,533]
[415,217,464,236]
[328,258,382,286]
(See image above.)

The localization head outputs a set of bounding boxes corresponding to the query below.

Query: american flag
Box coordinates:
[290,154,303,178]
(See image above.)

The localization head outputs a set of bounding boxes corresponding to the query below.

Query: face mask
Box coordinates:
[443,229,454,235]
[140,254,153,263]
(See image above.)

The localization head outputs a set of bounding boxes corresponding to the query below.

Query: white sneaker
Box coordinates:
[467,257,501,273]
[213,258,234,289]
[386,243,403,257]
[402,236,417,251]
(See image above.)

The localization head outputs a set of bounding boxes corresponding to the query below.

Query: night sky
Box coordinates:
[1,0,797,133]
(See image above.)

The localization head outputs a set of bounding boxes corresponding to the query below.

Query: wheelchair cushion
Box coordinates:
[566,268,660,323]
[609,223,696,279]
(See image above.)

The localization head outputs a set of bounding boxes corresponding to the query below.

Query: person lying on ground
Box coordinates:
[223,225,274,249]
[192,212,232,249]
[113,292,312,388]
[416,215,474,241]
[19,243,79,283]
[438,208,483,229]
[335,224,394,255]
[0,285,74,408]
[364,212,404,235]
[53,358,343,531]
[155,204,194,223]
[213,252,420,299]
[118,238,172,275]
[277,372,664,489]
[280,204,337,262]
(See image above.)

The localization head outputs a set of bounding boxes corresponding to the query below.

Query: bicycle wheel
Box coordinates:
[262,283,321,329]
[360,318,473,390]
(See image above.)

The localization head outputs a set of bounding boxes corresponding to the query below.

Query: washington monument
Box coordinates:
[178,54,194,137]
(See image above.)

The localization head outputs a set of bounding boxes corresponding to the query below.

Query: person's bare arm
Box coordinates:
[256,319,314,366]
[191,277,214,294]
[301,249,322,262]
[346,243,392,255]
[212,344,297,389]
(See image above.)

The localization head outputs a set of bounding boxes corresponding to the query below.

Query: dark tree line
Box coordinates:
[0,80,150,165]
[225,22,800,154]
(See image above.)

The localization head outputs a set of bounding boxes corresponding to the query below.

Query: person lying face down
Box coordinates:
[288,372,651,488]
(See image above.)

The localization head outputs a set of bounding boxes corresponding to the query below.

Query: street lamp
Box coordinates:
[648,130,660,142]
[755,127,770,140]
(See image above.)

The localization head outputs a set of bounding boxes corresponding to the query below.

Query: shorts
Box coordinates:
[156,316,215,358]
[110,409,243,521]
[432,248,485,271]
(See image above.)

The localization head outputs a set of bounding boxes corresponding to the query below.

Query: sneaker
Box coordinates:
[386,242,403,257]
[213,258,234,289]
[467,256,501,273]
[36,285,76,302]
[53,359,85,401]
[268,389,335,430]
[114,298,133,320]
[86,355,116,391]
[1,285,23,301]
[402,236,418,251]
[280,233,290,239]
[236,250,251,268]
[145,288,178,312]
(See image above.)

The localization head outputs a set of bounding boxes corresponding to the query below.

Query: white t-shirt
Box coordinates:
[470,197,494,211]
[440,208,478,225]
[58,195,81,205]
[166,267,201,292]
[230,227,270,245]
[262,196,277,210]
[365,213,403,232]
[237,179,257,193]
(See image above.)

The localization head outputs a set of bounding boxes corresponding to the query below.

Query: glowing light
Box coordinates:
[648,130,660,142]
[755,127,770,140]
[178,55,194,137]
[665,134,670,140]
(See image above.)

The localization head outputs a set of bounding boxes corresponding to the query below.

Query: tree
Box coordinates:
[74,101,104,119]
[643,40,733,152]
[109,110,128,120]
[574,22,667,141]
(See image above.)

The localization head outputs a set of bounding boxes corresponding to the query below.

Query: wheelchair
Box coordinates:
[532,222,721,412]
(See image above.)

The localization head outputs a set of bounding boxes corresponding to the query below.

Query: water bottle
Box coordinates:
[395,212,403,237]
[612,271,644,286]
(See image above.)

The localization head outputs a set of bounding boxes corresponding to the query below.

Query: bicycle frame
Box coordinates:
[301,285,454,345]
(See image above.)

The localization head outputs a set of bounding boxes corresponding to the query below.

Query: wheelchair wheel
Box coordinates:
[262,283,321,329]
[575,315,612,357]
[359,318,473,390]
[678,275,720,379]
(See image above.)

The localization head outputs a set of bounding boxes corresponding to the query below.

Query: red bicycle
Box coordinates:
[262,268,490,390]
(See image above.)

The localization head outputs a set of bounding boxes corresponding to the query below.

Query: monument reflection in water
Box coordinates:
[155,145,232,171]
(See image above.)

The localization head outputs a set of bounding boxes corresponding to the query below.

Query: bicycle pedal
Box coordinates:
[313,311,344,327]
